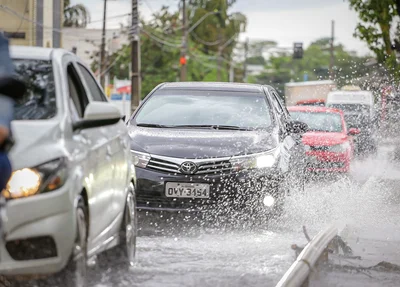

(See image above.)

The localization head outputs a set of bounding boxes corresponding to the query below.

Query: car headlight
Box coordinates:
[2,158,68,200]
[131,150,151,168]
[327,142,350,153]
[230,151,277,171]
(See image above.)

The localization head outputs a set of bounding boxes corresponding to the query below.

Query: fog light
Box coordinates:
[263,194,275,207]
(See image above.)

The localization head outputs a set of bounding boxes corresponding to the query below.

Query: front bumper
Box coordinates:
[0,181,75,276]
[306,150,350,173]
[135,166,282,213]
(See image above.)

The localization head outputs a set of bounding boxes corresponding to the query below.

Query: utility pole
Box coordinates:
[180,0,188,81]
[130,0,141,113]
[217,29,222,81]
[100,0,107,89]
[243,38,249,82]
[329,20,335,79]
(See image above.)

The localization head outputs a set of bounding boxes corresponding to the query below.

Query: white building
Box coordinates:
[62,28,129,66]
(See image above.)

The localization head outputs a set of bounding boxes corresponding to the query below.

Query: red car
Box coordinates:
[288,106,360,173]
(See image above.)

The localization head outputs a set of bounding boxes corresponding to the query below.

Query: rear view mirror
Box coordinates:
[348,127,360,136]
[287,120,309,134]
[73,102,122,131]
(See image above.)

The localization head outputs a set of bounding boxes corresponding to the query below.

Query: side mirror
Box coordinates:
[287,120,309,135]
[72,102,122,131]
[348,127,360,136]
[121,115,126,122]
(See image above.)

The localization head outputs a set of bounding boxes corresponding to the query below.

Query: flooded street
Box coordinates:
[90,230,301,287]
[85,145,400,287]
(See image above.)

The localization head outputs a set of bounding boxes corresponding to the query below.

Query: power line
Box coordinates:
[188,52,220,69]
[100,48,126,77]
[191,31,224,46]
[141,0,155,15]
[15,0,29,34]
[0,4,91,41]
[143,29,181,45]
[89,13,131,24]
[0,4,129,43]
[142,29,181,47]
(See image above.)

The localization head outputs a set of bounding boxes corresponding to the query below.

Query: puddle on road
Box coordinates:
[88,146,400,287]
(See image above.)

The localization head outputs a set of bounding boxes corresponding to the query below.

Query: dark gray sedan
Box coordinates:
[127,82,308,219]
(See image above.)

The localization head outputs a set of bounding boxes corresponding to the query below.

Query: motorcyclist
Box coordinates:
[0,33,26,191]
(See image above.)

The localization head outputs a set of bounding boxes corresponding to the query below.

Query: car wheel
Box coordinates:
[61,198,88,287]
[120,183,137,266]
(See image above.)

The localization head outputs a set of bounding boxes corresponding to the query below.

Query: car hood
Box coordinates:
[129,127,278,158]
[8,120,62,170]
[302,131,347,146]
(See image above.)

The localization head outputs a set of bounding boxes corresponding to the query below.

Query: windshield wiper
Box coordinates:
[136,123,254,130]
[212,125,251,131]
[136,123,168,128]
[170,124,251,130]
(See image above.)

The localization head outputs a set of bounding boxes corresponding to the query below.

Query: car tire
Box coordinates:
[60,197,88,287]
[119,183,137,266]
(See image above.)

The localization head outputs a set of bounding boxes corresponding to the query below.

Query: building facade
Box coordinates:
[62,28,128,66]
[0,0,63,48]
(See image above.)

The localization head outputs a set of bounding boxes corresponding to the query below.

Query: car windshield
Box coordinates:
[290,111,343,132]
[133,91,272,130]
[13,59,56,120]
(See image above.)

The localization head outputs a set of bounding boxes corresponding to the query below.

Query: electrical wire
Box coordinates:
[1,2,242,70]
[0,4,127,42]
[141,29,181,47]
[100,51,125,77]
[191,31,224,46]
[141,0,155,15]
[14,0,29,34]
[88,13,131,24]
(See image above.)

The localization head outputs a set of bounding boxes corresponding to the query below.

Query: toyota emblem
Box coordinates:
[179,161,198,175]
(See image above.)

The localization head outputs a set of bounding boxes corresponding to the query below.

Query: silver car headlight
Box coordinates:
[2,158,68,200]
[230,150,277,171]
[131,150,151,168]
[326,142,350,153]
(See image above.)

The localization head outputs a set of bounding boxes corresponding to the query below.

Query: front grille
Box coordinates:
[6,236,57,261]
[146,157,233,175]
[147,158,180,174]
[197,160,232,175]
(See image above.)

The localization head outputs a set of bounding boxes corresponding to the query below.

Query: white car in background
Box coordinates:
[0,46,137,286]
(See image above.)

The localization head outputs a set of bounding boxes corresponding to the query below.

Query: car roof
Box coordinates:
[10,46,76,62]
[10,45,55,60]
[159,82,265,93]
[287,105,343,114]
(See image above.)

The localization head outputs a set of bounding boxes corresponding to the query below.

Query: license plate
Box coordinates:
[165,182,210,198]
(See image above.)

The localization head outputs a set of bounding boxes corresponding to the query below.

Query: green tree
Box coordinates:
[188,0,247,62]
[348,0,398,73]
[253,38,371,96]
[63,0,90,28]
[105,5,234,97]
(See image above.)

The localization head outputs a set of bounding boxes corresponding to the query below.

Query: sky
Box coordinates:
[72,0,371,56]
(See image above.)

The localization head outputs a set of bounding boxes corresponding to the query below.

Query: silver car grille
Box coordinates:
[147,156,233,175]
